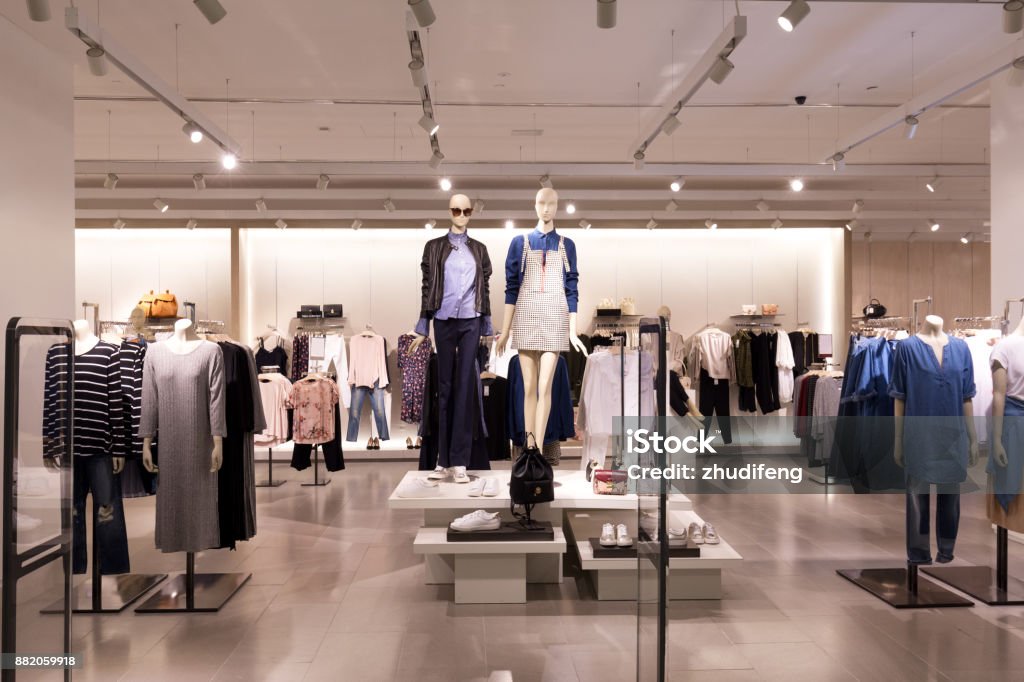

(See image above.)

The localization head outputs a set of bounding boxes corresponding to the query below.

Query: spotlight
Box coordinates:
[418,114,440,136]
[26,0,51,22]
[864,231,873,242]
[428,150,445,169]
[789,178,804,192]
[929,219,941,232]
[778,0,810,32]
[647,218,658,230]
[351,219,363,230]
[194,0,227,25]
[317,174,330,191]
[904,115,920,140]
[831,153,846,172]
[221,152,237,170]
[670,177,685,192]
[104,172,119,190]
[113,218,126,229]
[255,198,267,212]
[1005,0,1024,33]
[772,218,784,229]
[384,198,397,213]
[473,199,485,214]
[845,220,858,232]
[705,219,718,230]
[1011,57,1024,86]
[192,173,206,190]
[439,177,452,192]
[183,121,203,144]
[756,200,770,213]
[409,59,427,88]
[708,56,735,85]
[666,199,678,212]
[853,199,864,214]
[539,175,553,189]
[597,0,617,29]
[566,202,577,214]
[409,0,436,28]
[907,232,918,242]
[579,219,592,229]
[505,219,515,230]
[960,232,971,244]
[633,151,645,171]
[926,176,941,192]
[425,219,436,230]
[153,199,169,213]
[86,47,108,77]
[186,218,198,230]
[276,218,288,230]
[662,115,681,136]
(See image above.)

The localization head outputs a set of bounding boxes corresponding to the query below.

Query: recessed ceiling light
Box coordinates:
[276,218,288,230]
[104,172,119,190]
[153,198,169,213]
[566,202,576,214]
[778,0,810,32]
[670,176,685,192]
[789,178,804,192]
[505,219,515,230]
[439,177,452,192]
[317,174,330,191]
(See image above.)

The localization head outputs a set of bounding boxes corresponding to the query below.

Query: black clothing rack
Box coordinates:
[301,444,331,487]
[255,365,286,488]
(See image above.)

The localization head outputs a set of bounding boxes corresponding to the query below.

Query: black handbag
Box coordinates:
[863,298,887,319]
[510,439,554,518]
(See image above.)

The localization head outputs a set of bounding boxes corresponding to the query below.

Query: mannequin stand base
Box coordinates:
[256,479,286,488]
[922,566,1024,606]
[134,572,251,613]
[301,478,330,487]
[837,567,973,609]
[41,573,167,614]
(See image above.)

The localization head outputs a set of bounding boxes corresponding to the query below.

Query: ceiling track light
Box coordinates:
[473,199,485,214]
[193,0,227,25]
[153,198,169,213]
[192,173,205,191]
[539,175,553,189]
[662,115,682,136]
[428,150,445,169]
[772,218,784,230]
[425,219,437,230]
[633,151,645,171]
[670,176,685,192]
[27,0,51,22]
[186,218,198,230]
[439,177,452,192]
[708,56,735,85]
[789,178,804,192]
[275,218,288,230]
[408,0,436,28]
[255,198,267,213]
[1010,56,1024,86]
[846,219,858,232]
[960,232,972,244]
[409,59,427,88]
[904,115,920,140]
[926,176,941,192]
[566,202,577,215]
[384,198,397,213]
[1005,0,1024,33]
[182,121,203,144]
[831,153,846,172]
[104,172,119,190]
[317,174,330,191]
[907,232,918,243]
[505,219,515,230]
[705,219,718,230]
[418,113,440,136]
[929,219,941,232]
[221,152,237,170]
[351,219,363,230]
[579,219,592,229]
[113,218,126,229]
[86,46,108,77]
[778,0,810,32]
[666,199,679,212]
[864,231,873,243]
[646,218,658,230]
[852,199,864,214]
[756,200,770,213]
[596,0,617,29]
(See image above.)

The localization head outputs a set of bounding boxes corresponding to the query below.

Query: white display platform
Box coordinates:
[566,510,742,601]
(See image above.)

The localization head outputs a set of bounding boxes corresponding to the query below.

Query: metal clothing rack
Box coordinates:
[301,444,331,487]
[255,367,287,488]
[911,296,933,331]
[81,301,99,333]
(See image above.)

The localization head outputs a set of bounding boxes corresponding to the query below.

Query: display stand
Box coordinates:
[256,447,286,488]
[301,444,330,487]
[135,552,250,613]
[922,526,1024,605]
[837,562,973,609]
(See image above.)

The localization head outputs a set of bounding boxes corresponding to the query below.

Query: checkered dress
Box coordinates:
[510,234,571,352]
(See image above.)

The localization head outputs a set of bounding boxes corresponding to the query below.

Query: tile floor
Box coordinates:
[22,456,1024,681]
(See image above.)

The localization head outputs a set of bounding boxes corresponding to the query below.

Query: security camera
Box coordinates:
[795,95,807,105]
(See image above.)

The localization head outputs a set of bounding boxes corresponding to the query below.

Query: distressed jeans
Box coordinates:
[346,380,390,442]
[72,455,131,575]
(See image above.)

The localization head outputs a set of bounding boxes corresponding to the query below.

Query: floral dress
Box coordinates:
[398,333,432,423]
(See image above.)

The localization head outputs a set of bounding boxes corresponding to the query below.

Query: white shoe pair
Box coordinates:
[467,478,499,497]
[427,465,470,483]
[450,510,501,532]
[688,521,720,545]
[599,523,633,548]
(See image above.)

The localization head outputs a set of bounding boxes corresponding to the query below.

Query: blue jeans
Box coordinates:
[347,380,389,441]
[906,478,960,565]
[73,455,130,575]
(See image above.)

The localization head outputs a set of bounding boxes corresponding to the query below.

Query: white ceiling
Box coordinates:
[0,0,1013,236]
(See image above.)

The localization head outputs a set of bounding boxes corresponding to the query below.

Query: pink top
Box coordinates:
[348,334,389,389]
[285,376,340,444]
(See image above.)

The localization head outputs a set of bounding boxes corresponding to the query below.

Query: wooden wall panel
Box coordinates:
[851,241,870,317]
[932,242,975,324]
[908,243,934,316]
[868,242,909,318]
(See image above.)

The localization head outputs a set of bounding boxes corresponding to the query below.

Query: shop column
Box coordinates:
[991,74,1024,313]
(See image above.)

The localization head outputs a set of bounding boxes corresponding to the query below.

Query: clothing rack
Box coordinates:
[294,318,346,333]
[1003,298,1024,335]
[733,322,782,329]
[196,320,226,334]
[911,296,933,331]
[81,301,99,333]
[954,316,1004,331]
[301,444,330,487]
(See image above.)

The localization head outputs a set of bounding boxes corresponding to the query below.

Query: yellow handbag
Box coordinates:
[139,290,179,318]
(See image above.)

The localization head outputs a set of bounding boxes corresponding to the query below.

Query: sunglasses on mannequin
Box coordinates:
[450,207,473,217]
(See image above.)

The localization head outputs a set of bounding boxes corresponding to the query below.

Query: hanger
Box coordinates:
[360,323,376,337]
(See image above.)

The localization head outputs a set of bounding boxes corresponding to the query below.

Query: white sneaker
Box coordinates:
[668,526,688,542]
[396,478,441,498]
[703,523,720,545]
[467,479,485,497]
[689,521,704,545]
[453,466,470,484]
[482,478,499,497]
[450,510,501,532]
[616,523,633,547]
[599,522,616,546]
[427,466,447,481]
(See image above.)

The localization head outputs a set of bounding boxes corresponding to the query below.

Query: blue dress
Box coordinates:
[888,335,976,485]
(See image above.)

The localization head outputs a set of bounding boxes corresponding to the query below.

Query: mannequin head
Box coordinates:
[922,314,945,334]
[657,306,671,320]
[449,194,472,232]
[72,319,93,341]
[535,188,558,227]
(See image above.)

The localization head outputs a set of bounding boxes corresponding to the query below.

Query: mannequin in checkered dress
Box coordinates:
[497,188,588,451]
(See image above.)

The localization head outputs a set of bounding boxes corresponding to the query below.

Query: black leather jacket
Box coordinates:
[419,234,492,320]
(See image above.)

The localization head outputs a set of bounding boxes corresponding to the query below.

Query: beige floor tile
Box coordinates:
[304,631,403,682]
[719,620,812,644]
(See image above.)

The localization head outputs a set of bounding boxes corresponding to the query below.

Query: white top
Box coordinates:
[992,334,1024,402]
[775,329,796,403]
[255,373,292,447]
[696,328,733,380]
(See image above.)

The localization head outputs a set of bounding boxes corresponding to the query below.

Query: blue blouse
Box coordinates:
[503,227,579,313]
[888,335,976,484]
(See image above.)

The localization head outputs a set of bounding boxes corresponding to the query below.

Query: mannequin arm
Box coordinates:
[495,303,516,355]
[893,399,905,467]
[569,313,588,357]
[963,399,979,467]
[142,438,157,473]
[992,364,1008,467]
[409,333,428,354]
[113,457,124,474]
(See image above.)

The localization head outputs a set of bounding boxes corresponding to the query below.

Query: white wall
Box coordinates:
[75,229,232,325]
[991,75,1024,325]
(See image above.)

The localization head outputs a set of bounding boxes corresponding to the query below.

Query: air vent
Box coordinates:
[511,129,544,137]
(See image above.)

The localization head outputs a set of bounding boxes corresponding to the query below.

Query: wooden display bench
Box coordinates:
[565,509,742,601]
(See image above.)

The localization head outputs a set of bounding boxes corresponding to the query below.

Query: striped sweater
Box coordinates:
[44,341,126,458]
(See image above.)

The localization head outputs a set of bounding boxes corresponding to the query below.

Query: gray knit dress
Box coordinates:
[139,341,226,553]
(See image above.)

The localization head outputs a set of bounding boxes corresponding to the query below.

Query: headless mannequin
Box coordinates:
[991,315,1024,468]
[496,188,587,447]
[894,315,979,469]
[142,320,223,474]
[74,320,124,475]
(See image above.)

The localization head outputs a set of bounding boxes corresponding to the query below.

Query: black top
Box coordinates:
[44,341,125,458]
[254,340,289,377]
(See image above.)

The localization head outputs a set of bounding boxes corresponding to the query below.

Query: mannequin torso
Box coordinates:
[73,319,100,356]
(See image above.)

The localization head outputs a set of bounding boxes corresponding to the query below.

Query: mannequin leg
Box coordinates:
[519,351,540,446]
[935,490,961,563]
[906,480,933,564]
[532,351,560,448]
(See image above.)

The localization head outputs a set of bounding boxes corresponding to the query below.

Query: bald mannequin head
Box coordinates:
[535,188,558,226]
[657,306,671,320]
[449,193,472,232]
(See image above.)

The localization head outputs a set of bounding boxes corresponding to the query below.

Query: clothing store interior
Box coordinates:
[3,0,1024,680]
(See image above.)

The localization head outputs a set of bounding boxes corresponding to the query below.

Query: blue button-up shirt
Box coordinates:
[503,227,579,313]
[415,231,493,337]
